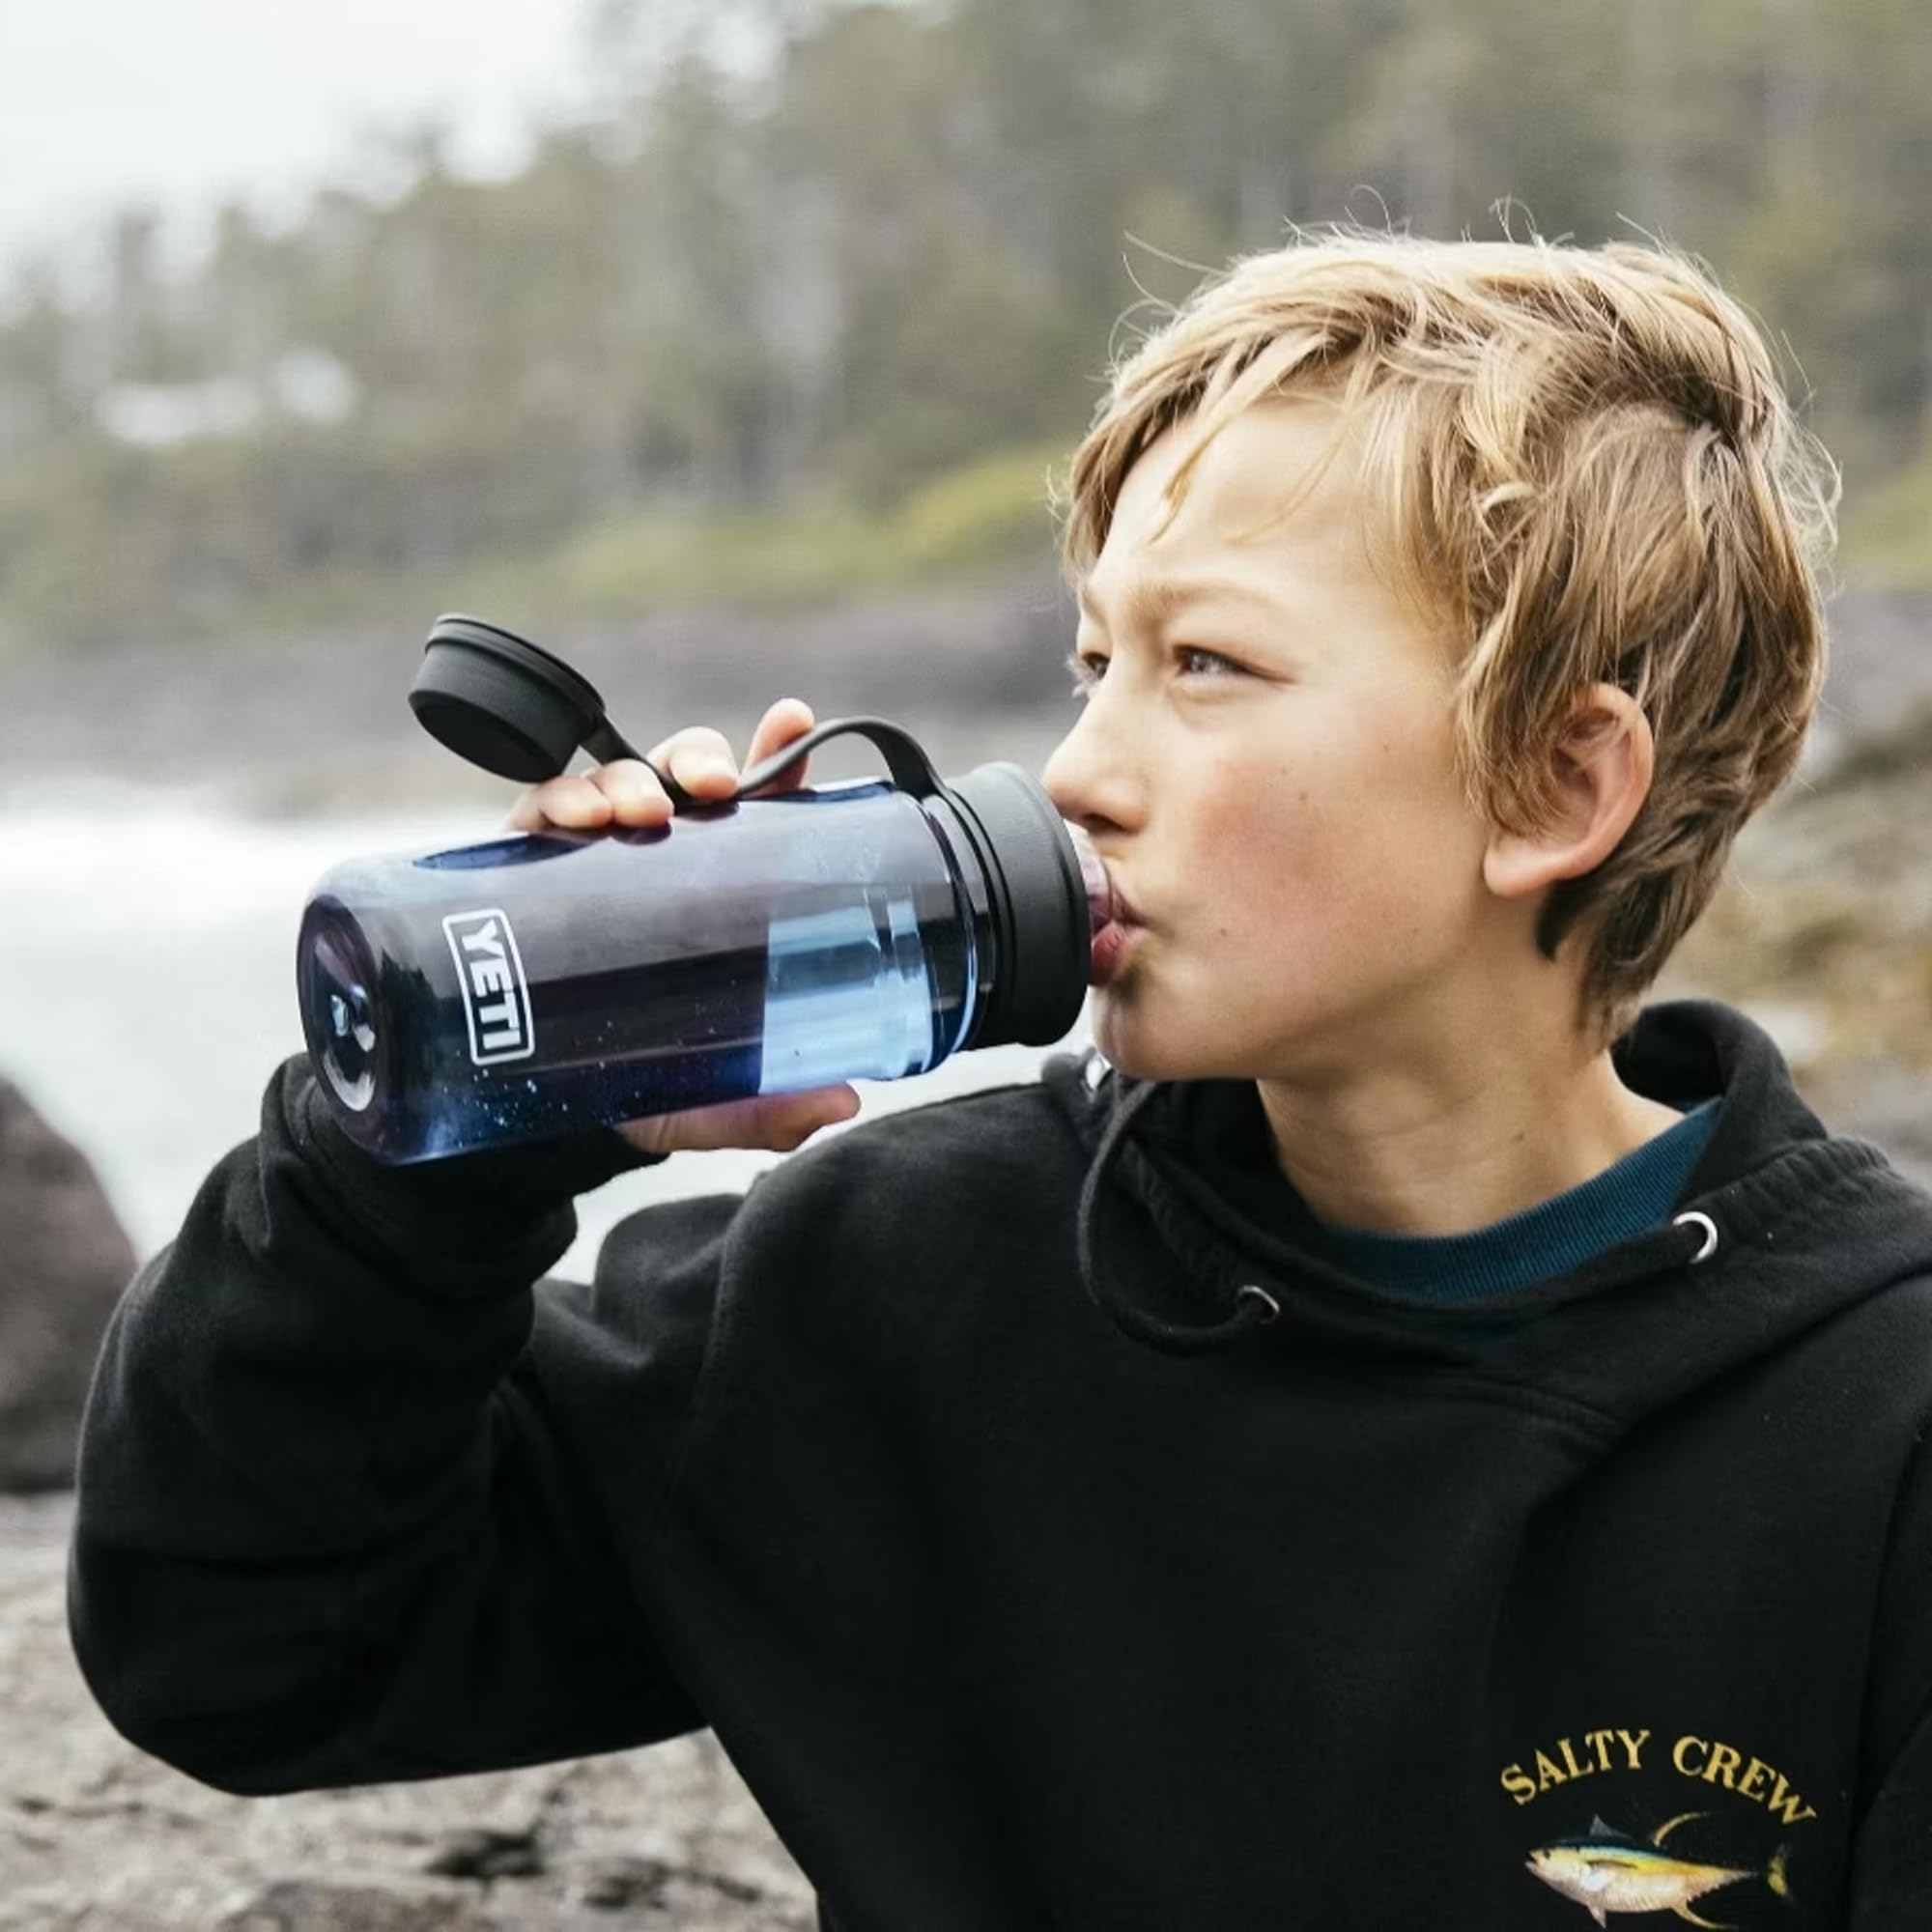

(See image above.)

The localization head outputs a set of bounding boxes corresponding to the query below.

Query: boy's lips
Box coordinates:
[1089,905,1146,986]
[1085,856,1148,985]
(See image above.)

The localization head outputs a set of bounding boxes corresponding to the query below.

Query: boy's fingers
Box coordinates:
[588,758,674,826]
[502,702,815,830]
[616,1082,861,1156]
[503,761,674,832]
[644,725,742,799]
[503,773,613,832]
[743,698,816,795]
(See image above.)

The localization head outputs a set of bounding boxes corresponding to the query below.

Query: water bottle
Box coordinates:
[297,616,1116,1164]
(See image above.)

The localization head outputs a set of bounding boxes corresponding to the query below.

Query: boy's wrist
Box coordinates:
[278,1056,666,1283]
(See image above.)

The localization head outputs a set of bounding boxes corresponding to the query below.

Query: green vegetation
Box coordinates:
[539,439,1071,614]
[0,0,1926,651]
[0,439,1068,655]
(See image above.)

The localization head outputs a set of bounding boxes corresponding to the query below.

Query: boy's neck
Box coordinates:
[1253,1027,1688,1241]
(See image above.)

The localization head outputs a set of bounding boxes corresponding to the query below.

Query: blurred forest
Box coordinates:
[2,0,1930,655]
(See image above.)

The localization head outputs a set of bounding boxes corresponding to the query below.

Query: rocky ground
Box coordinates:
[0,572,1077,819]
[1658,680,1932,1189]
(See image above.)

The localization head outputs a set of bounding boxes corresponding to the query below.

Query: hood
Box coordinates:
[1044,999,1932,1418]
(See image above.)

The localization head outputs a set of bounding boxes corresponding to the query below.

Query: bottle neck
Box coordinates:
[921,768,1099,1051]
[1062,821,1119,936]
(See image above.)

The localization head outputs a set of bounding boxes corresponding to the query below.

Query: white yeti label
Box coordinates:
[443,909,535,1065]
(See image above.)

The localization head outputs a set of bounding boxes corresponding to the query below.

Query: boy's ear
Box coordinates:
[1482,684,1655,905]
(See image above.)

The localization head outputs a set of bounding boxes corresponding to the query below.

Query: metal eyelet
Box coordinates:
[1236,1283,1282,1323]
[1671,1210,1719,1264]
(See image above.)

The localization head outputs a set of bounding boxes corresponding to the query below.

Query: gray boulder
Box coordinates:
[0,1076,137,1492]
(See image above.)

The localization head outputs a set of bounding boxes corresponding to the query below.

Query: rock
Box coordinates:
[571,1854,771,1913]
[0,1078,138,1492]
[1801,588,1932,783]
[1660,688,1932,1186]
[422,1828,546,1881]
[576,1856,672,1910]
[215,1881,492,1932]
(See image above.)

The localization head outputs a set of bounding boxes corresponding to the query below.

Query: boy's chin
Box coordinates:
[1087,1015,1241,1089]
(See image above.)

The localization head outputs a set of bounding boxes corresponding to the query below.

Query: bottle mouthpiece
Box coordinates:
[1062,822,1119,936]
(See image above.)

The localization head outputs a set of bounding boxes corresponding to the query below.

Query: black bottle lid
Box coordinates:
[939,762,1092,1049]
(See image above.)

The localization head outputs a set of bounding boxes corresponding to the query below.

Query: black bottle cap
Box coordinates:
[410,614,613,782]
[941,762,1091,1048]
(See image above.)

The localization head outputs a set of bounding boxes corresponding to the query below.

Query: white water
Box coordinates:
[0,781,1082,1280]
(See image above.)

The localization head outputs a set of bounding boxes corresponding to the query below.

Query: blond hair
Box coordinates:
[1060,229,1840,1050]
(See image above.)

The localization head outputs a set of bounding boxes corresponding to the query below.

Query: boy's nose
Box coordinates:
[1040,709,1146,836]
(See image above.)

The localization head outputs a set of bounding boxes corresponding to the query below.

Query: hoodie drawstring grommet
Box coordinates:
[1672,1209,1719,1264]
[1236,1284,1281,1324]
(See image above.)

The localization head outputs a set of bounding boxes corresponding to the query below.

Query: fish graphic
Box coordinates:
[1526,1811,1792,1927]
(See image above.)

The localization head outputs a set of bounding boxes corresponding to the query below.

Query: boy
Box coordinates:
[70,233,1932,1928]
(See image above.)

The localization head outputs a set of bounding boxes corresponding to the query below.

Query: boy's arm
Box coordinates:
[68,1055,719,1795]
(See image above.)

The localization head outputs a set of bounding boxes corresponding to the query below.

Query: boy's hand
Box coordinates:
[503,698,863,1158]
[504,696,819,833]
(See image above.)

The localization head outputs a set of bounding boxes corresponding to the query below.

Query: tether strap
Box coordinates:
[1076,1071,1280,1355]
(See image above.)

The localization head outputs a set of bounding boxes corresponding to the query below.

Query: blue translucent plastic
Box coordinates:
[297,781,987,1162]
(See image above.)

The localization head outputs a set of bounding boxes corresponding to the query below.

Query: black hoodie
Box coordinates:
[69,999,1932,1929]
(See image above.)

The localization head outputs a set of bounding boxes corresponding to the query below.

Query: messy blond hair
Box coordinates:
[1060,228,1840,1050]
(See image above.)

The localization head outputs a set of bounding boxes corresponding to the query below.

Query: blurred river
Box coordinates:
[0,780,1086,1280]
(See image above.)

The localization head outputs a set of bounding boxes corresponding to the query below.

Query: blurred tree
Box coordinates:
[99,210,173,384]
[618,56,781,497]
[202,204,287,384]
[0,263,81,459]
[586,0,818,86]
[827,227,1087,496]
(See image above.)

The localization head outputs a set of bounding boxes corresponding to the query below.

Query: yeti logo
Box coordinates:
[442,909,534,1065]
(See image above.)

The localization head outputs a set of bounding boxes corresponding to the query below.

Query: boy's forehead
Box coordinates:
[1098,395,1378,588]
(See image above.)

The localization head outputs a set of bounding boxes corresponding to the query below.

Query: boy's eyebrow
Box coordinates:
[1075,573,1278,631]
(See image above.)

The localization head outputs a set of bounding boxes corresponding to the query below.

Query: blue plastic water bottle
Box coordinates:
[298,729,1111,1162]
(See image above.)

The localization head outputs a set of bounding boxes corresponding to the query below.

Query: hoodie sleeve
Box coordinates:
[68,1054,723,1796]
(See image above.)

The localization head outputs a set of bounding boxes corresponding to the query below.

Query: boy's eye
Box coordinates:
[1065,646,1240,697]
[1065,650,1105,696]
[1176,646,1239,678]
